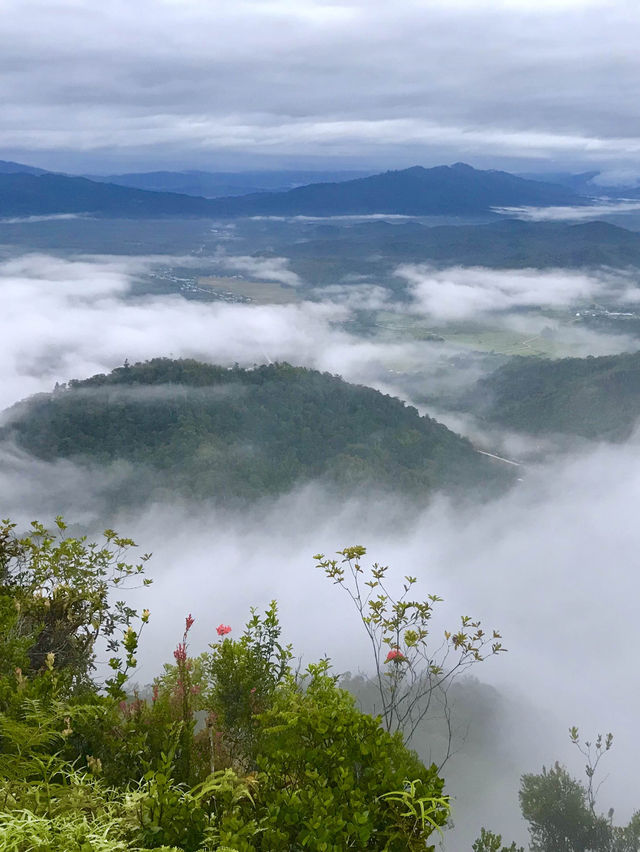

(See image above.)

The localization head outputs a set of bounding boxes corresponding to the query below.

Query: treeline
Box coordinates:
[1,359,510,502]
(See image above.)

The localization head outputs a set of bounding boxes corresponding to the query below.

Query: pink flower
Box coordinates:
[385,648,405,663]
[216,624,232,636]
[173,642,187,663]
[185,613,195,632]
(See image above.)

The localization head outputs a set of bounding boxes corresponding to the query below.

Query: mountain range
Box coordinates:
[0,161,585,219]
[84,169,373,198]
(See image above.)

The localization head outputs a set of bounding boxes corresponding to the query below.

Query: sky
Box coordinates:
[2,0,640,176]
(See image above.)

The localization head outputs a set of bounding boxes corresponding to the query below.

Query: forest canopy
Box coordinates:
[1,358,511,503]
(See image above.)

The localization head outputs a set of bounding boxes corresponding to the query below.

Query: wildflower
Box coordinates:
[45,652,55,671]
[216,624,232,636]
[185,613,194,632]
[62,717,73,737]
[152,684,159,703]
[174,642,187,663]
[141,609,150,624]
[385,648,405,663]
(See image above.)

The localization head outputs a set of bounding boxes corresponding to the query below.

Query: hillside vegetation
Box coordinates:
[281,220,640,287]
[469,351,640,440]
[1,359,510,501]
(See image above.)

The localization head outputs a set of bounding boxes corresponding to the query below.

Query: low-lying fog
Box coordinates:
[2,253,639,847]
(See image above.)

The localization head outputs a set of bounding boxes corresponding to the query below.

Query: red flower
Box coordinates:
[173,642,187,663]
[185,613,195,632]
[216,624,232,636]
[385,648,405,663]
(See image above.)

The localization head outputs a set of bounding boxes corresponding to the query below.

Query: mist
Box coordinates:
[3,252,640,847]
[493,201,640,221]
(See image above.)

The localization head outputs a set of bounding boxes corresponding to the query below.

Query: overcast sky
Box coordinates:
[2,0,639,175]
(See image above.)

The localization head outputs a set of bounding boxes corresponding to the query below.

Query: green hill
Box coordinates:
[1,359,510,502]
[469,351,640,440]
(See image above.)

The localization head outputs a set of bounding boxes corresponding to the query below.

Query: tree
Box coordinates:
[520,762,599,852]
[314,546,505,763]
[472,827,524,852]
[519,729,640,852]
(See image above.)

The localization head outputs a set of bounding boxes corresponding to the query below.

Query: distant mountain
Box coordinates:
[1,359,511,502]
[204,163,585,217]
[0,163,584,219]
[85,169,373,198]
[518,170,640,199]
[0,159,50,176]
[466,351,640,440]
[0,172,218,217]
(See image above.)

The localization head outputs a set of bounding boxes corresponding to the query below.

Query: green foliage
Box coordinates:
[0,520,448,851]
[520,731,640,852]
[203,601,292,771]
[0,517,150,701]
[1,358,511,503]
[378,779,450,837]
[520,761,609,852]
[242,666,447,851]
[472,827,524,852]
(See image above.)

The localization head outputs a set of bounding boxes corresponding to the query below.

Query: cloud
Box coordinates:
[0,253,447,411]
[3,431,640,847]
[0,213,86,224]
[215,253,302,287]
[398,264,635,322]
[494,201,640,221]
[1,254,636,420]
[1,0,640,171]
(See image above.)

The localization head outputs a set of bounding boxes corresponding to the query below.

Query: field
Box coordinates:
[198,274,300,304]
[373,311,591,357]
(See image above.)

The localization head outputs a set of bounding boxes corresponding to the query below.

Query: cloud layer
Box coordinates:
[2,0,640,171]
[399,264,640,322]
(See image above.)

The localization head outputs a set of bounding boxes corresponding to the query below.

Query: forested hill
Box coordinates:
[1,359,510,502]
[469,351,640,440]
[282,220,640,279]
